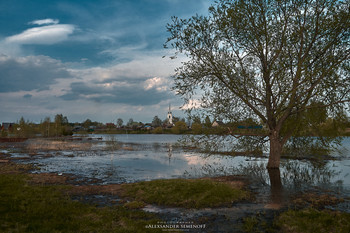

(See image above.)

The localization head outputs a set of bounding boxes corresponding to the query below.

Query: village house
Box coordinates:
[1,123,14,132]
[212,120,224,127]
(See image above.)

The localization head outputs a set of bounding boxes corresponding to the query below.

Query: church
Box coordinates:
[167,104,174,126]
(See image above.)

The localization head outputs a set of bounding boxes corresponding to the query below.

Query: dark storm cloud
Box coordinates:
[0,55,72,92]
[60,80,173,106]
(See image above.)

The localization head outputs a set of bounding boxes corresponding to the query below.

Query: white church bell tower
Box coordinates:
[167,104,173,125]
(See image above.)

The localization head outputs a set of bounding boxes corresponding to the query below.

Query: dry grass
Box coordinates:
[26,139,92,151]
[0,162,33,174]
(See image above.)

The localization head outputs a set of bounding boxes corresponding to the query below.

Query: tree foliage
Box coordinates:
[152,115,162,127]
[117,118,124,127]
[172,121,188,134]
[166,0,350,168]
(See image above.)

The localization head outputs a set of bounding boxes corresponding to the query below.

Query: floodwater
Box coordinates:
[2,134,349,231]
[3,134,350,201]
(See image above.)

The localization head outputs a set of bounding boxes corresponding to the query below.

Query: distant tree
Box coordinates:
[41,117,51,137]
[54,114,70,136]
[166,0,350,168]
[127,118,134,127]
[172,121,188,134]
[16,117,27,137]
[152,126,163,134]
[191,122,203,134]
[192,115,202,124]
[152,116,162,127]
[82,119,92,129]
[204,116,212,128]
[117,118,124,128]
[55,114,68,125]
[172,116,180,124]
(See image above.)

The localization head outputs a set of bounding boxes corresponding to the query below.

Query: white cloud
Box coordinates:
[181,99,202,110]
[144,77,169,92]
[29,18,59,25]
[6,24,75,45]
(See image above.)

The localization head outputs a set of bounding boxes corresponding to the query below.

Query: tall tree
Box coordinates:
[41,117,51,137]
[166,0,350,168]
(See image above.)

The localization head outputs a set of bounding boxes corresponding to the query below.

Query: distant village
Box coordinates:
[0,105,268,138]
[2,104,349,138]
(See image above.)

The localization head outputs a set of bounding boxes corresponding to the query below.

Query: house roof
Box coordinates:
[1,123,14,130]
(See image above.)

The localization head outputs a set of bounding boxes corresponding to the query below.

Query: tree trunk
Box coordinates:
[267,130,283,169]
[267,168,283,205]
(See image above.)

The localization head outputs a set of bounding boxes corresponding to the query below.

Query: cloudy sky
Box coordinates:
[0,0,210,124]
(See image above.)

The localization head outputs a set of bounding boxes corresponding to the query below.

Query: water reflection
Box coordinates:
[167,144,172,165]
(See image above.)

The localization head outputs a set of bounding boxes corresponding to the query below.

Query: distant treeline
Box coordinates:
[2,114,350,138]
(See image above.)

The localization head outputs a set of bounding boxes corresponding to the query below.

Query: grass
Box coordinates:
[3,162,349,233]
[276,208,350,233]
[0,166,162,233]
[121,178,249,209]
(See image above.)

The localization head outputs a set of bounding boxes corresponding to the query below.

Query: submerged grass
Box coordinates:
[121,178,249,209]
[0,166,161,233]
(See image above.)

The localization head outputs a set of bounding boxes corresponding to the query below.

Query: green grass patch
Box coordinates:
[0,173,161,233]
[276,208,350,233]
[121,178,249,209]
[242,215,275,233]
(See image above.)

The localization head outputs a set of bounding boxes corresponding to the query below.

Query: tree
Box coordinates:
[204,116,212,128]
[166,0,350,168]
[192,115,202,124]
[17,117,27,137]
[127,118,134,127]
[172,121,188,134]
[41,117,51,137]
[152,115,162,127]
[54,114,70,136]
[191,122,203,134]
[117,118,124,128]
[82,119,92,129]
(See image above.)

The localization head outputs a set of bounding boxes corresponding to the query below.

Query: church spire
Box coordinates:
[168,104,172,114]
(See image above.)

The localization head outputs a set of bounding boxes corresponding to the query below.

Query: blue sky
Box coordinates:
[0,0,210,123]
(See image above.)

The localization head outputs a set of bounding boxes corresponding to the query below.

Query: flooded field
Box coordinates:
[1,134,349,198]
[1,134,349,231]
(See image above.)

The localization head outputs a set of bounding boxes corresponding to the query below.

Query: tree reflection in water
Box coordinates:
[184,159,340,205]
[181,134,342,187]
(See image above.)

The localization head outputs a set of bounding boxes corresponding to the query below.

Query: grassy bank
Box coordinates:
[0,164,161,233]
[276,208,350,233]
[1,162,349,232]
[121,178,249,209]
[0,163,250,232]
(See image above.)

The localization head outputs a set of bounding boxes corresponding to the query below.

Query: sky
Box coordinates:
[0,0,211,124]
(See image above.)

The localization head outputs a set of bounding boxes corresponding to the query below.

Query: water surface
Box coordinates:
[4,134,350,196]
